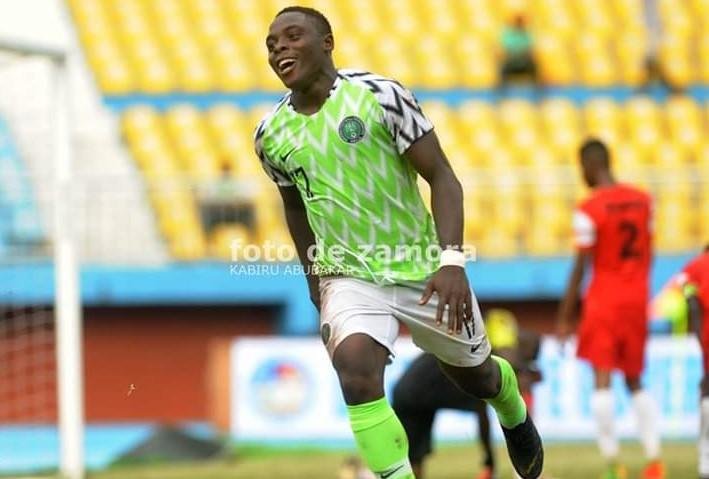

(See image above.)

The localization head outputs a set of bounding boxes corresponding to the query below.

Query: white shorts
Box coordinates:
[318,276,491,367]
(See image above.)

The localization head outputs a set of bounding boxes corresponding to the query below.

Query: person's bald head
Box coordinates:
[579,138,611,188]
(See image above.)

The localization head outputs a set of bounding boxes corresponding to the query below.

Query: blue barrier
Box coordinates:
[104,85,709,112]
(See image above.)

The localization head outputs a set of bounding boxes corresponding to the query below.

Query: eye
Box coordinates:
[288,32,301,41]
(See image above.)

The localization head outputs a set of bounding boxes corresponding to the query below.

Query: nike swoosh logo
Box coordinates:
[470,336,486,354]
[380,465,404,478]
[279,147,296,163]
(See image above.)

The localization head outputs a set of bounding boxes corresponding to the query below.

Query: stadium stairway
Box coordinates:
[0,50,167,264]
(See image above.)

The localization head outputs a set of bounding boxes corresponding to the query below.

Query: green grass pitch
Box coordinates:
[86,442,696,479]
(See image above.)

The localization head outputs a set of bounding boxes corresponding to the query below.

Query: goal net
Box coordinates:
[0,42,83,478]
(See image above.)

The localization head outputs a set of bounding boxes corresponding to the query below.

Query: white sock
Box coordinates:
[632,390,661,460]
[591,389,618,460]
[700,397,709,477]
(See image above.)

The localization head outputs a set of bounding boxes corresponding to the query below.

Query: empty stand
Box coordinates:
[120,97,708,259]
[69,0,708,93]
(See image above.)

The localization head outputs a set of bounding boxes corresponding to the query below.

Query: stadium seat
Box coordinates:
[118,94,709,259]
[478,227,519,258]
[584,98,622,147]
[209,223,253,260]
[665,96,703,157]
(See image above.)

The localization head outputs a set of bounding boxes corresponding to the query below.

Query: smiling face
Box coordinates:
[266,11,334,90]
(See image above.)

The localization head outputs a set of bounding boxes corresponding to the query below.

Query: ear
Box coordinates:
[323,33,334,54]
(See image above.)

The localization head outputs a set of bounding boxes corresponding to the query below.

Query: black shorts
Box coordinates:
[392,353,486,462]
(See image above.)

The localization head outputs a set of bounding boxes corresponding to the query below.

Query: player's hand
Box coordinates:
[419,266,473,335]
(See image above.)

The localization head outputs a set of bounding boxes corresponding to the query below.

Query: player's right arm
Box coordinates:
[278,185,320,310]
[556,208,595,340]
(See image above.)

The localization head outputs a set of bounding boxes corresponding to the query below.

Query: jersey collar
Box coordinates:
[286,73,344,114]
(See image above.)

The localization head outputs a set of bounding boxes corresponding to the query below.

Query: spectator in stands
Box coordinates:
[499,15,537,86]
[641,0,680,92]
[196,163,253,234]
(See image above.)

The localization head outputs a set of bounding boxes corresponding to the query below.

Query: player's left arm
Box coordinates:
[405,130,470,335]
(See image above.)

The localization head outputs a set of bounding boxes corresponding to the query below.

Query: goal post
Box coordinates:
[0,38,84,479]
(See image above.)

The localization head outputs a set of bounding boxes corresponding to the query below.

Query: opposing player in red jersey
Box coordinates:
[672,244,709,479]
[557,139,663,479]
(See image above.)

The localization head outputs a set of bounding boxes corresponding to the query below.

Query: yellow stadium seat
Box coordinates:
[659,0,694,36]
[209,223,253,260]
[170,230,208,260]
[625,97,662,161]
[540,99,581,158]
[658,34,694,88]
[478,227,519,258]
[534,34,575,85]
[525,227,562,256]
[655,198,695,253]
[584,98,622,147]
[616,31,648,86]
[612,0,644,27]
[652,143,687,167]
[577,34,616,86]
[457,101,496,132]
[576,0,615,38]
[454,35,497,88]
[612,142,644,170]
[665,96,703,157]
[698,35,709,83]
[459,0,499,41]
[528,146,561,167]
[122,105,160,140]
[417,38,459,88]
[334,36,372,70]
[699,142,709,169]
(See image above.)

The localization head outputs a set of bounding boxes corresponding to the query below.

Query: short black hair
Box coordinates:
[277,6,332,36]
[579,138,610,168]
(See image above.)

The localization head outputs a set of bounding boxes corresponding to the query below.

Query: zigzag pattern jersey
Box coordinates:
[254,70,439,284]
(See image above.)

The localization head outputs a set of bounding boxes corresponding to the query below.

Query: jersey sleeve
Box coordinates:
[675,258,702,298]
[368,77,433,154]
[572,207,597,250]
[254,119,294,187]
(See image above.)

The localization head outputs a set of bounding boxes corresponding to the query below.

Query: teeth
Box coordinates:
[278,58,296,72]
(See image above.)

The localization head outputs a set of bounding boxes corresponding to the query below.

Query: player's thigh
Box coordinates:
[319,277,399,362]
[577,307,618,371]
[617,308,648,379]
[390,282,491,367]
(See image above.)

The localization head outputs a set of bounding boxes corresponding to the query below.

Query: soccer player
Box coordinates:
[557,139,663,479]
[254,6,544,479]
[671,244,709,479]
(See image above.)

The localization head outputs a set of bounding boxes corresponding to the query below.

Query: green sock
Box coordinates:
[485,355,528,429]
[346,397,415,479]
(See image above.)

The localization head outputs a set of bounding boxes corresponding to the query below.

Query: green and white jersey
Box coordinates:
[254,70,439,284]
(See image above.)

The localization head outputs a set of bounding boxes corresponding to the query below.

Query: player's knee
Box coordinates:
[468,359,502,399]
[439,357,499,399]
[625,376,641,392]
[338,370,383,404]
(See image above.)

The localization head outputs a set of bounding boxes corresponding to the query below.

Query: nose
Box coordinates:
[273,37,288,54]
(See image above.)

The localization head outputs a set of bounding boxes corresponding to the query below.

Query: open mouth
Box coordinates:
[277,58,297,76]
